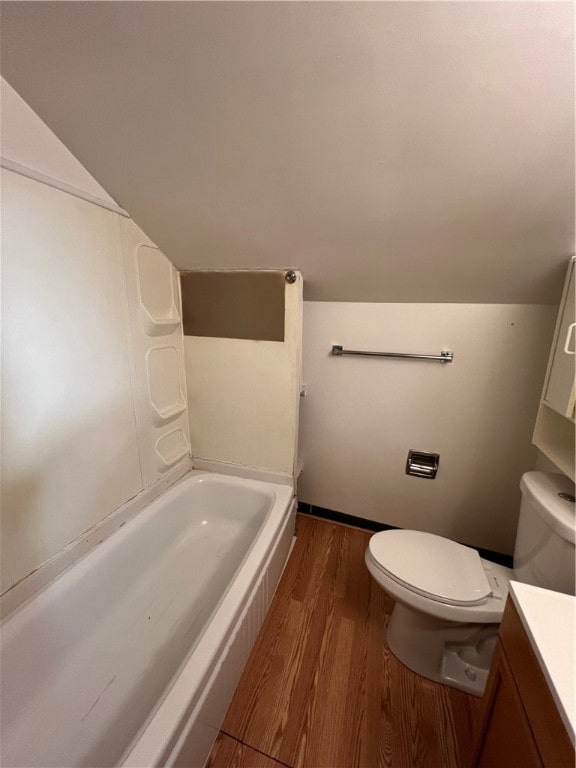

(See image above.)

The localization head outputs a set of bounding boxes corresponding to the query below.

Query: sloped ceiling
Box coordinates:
[1,1,573,303]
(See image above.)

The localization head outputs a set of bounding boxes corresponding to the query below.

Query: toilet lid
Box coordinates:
[368,530,492,605]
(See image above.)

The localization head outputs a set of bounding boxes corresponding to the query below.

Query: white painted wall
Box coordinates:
[298,303,557,555]
[184,272,302,477]
[0,77,117,206]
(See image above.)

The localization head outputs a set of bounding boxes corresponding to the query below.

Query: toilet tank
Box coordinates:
[514,472,575,595]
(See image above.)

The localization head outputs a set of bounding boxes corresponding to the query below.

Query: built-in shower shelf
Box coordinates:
[157,447,190,471]
[155,428,190,471]
[150,400,187,427]
[142,311,181,337]
[146,345,187,426]
[137,243,182,336]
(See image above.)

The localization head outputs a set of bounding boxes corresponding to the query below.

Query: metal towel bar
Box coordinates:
[331,345,454,363]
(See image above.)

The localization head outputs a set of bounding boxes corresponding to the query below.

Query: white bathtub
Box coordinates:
[1,471,295,768]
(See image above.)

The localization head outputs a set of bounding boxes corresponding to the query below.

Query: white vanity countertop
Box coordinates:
[509,581,576,746]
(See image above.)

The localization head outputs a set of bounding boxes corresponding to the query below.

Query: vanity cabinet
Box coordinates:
[533,257,575,480]
[472,598,574,768]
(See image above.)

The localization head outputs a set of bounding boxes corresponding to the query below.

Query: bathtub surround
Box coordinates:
[0,83,191,598]
[120,220,190,487]
[1,171,136,592]
[183,270,303,479]
[1,170,191,596]
[298,302,556,555]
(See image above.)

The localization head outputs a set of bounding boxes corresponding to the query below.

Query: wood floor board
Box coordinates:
[363,584,391,768]
[274,521,347,764]
[206,733,290,768]
[217,514,483,768]
[448,685,486,768]
[222,517,334,759]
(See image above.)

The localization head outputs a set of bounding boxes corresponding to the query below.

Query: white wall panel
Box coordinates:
[0,170,142,593]
[121,219,190,485]
[298,302,556,554]
[184,272,302,476]
[0,83,191,600]
[147,347,186,426]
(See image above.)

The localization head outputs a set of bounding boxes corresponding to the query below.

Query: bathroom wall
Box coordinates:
[298,302,557,555]
[0,83,190,595]
[183,271,303,479]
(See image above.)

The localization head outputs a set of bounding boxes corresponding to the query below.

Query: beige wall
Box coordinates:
[298,302,556,555]
[184,272,303,477]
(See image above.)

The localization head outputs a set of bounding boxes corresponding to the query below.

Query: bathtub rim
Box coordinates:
[118,471,295,767]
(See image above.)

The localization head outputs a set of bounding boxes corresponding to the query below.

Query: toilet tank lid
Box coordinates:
[520,472,575,545]
[368,530,492,605]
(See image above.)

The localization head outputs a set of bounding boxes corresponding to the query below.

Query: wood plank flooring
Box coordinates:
[207,734,289,768]
[206,514,483,768]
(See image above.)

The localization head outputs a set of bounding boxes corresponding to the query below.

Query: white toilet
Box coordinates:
[365,471,576,695]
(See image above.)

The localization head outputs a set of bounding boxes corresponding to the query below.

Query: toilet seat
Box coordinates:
[368,530,492,606]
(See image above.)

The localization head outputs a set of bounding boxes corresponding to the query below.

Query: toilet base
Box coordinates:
[386,602,498,696]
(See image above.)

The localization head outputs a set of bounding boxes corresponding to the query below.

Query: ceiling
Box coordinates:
[1,2,574,303]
